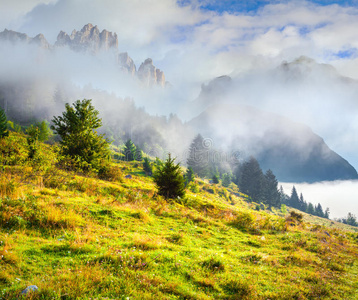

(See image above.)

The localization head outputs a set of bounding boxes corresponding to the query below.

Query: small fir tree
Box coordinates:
[222,173,231,187]
[123,139,137,161]
[212,174,220,184]
[289,186,300,209]
[315,203,324,217]
[37,120,53,142]
[238,156,265,202]
[324,207,330,219]
[187,134,210,177]
[0,108,9,138]
[306,202,315,215]
[184,167,195,186]
[263,169,281,207]
[51,99,110,171]
[143,157,152,175]
[153,154,185,199]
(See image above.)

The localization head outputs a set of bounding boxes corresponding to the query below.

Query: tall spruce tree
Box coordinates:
[123,139,137,161]
[306,202,315,215]
[0,108,9,138]
[238,156,264,202]
[324,207,330,219]
[263,169,281,207]
[143,157,152,175]
[187,134,210,177]
[222,173,231,187]
[299,193,307,212]
[279,185,289,205]
[184,167,195,186]
[153,154,185,199]
[289,186,300,209]
[315,203,324,217]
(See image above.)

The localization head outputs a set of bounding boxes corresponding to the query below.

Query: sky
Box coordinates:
[1,0,358,217]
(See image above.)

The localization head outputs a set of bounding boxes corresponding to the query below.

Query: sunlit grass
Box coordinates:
[0,140,358,299]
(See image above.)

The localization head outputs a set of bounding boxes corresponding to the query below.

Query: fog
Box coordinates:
[280,180,358,220]
[2,0,358,217]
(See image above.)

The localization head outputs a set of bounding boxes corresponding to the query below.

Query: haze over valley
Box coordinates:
[1,0,358,218]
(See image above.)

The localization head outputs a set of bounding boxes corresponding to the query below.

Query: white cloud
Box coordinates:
[280,181,358,219]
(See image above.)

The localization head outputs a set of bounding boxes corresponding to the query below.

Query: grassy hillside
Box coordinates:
[0,132,358,299]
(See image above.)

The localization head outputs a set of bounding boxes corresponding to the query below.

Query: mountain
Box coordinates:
[188,102,358,182]
[55,23,118,53]
[0,24,166,87]
[0,29,50,49]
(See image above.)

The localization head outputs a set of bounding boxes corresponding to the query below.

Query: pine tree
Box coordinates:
[123,139,137,161]
[263,169,281,207]
[289,186,300,209]
[299,193,307,212]
[212,174,220,184]
[143,157,152,176]
[306,202,315,215]
[37,120,53,142]
[0,108,9,138]
[153,154,185,199]
[279,185,289,205]
[346,212,358,226]
[135,146,143,161]
[324,207,330,219]
[222,173,231,187]
[184,167,195,186]
[51,99,110,171]
[238,156,264,202]
[187,134,210,177]
[315,203,324,217]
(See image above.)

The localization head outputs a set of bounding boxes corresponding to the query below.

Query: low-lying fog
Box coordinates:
[280,180,358,219]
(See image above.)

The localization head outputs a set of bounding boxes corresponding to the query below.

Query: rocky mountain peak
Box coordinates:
[0,29,50,49]
[55,23,118,53]
[0,25,167,87]
[137,58,166,87]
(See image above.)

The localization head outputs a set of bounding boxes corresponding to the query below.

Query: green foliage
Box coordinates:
[338,212,358,227]
[0,108,9,138]
[237,156,264,202]
[142,157,152,176]
[153,153,185,199]
[212,174,220,184]
[122,139,137,161]
[37,120,53,142]
[306,202,315,215]
[0,132,28,165]
[222,173,231,187]
[187,134,210,177]
[184,167,195,186]
[51,99,110,172]
[263,169,280,207]
[289,186,300,208]
[26,125,40,160]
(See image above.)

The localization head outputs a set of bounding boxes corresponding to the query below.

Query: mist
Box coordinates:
[2,0,358,218]
[280,180,358,220]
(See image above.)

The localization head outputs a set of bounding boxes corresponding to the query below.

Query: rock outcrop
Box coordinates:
[0,25,167,87]
[137,58,166,87]
[55,23,118,53]
[118,52,136,76]
[0,29,50,49]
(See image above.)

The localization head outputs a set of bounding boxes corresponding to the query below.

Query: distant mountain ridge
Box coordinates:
[188,68,358,183]
[0,24,166,87]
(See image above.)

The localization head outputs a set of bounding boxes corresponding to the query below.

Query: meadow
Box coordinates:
[0,132,358,299]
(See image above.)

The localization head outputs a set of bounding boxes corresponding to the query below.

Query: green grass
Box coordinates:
[0,133,358,299]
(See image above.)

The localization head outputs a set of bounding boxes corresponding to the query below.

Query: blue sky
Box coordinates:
[179,0,358,13]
